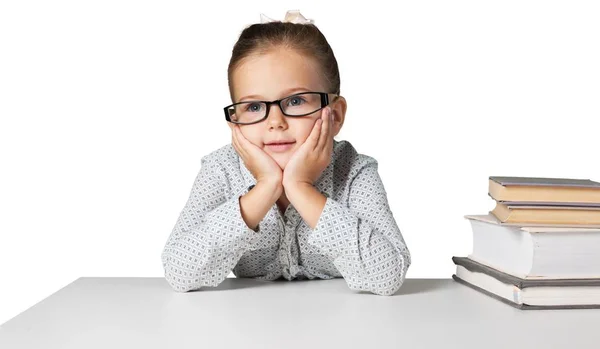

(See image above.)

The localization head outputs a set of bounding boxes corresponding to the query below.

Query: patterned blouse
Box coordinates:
[161,139,411,296]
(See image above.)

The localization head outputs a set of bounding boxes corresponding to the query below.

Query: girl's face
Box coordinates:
[230,47,344,170]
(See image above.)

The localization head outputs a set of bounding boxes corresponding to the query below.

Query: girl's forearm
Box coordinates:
[239,180,282,231]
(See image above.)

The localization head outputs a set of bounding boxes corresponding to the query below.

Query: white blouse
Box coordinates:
[161,139,411,295]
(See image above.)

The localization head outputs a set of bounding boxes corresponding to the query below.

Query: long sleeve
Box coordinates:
[307,161,411,296]
[161,156,260,292]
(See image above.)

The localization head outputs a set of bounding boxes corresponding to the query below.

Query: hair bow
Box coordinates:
[260,10,314,24]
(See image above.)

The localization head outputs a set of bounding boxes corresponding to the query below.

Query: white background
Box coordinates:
[1,0,599,324]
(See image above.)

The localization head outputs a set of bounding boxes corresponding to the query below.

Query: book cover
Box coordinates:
[488,177,600,204]
[453,256,600,288]
[489,176,600,188]
[491,202,600,225]
[451,275,600,310]
[464,213,600,229]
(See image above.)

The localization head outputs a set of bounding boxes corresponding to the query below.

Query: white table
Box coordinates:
[1,277,599,349]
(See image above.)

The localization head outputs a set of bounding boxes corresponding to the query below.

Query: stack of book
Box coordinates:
[453,176,600,309]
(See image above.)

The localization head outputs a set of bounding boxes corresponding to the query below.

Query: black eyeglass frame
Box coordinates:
[223,92,339,125]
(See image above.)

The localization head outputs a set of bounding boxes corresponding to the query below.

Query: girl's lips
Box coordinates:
[266,142,295,152]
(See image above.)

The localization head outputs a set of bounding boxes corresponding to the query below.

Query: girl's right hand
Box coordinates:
[231,124,283,188]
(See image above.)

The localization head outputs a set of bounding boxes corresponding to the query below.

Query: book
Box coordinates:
[464,214,600,279]
[465,213,600,228]
[491,202,600,225]
[452,256,600,309]
[488,176,600,204]
[489,197,600,208]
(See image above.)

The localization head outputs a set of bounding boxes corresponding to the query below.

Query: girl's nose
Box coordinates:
[266,105,288,129]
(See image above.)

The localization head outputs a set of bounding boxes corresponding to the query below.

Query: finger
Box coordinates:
[231,124,238,147]
[232,126,247,158]
[232,131,242,156]
[231,124,237,144]
[234,124,253,150]
[231,125,238,150]
[327,107,335,149]
[235,126,249,155]
[307,115,323,151]
[317,107,330,152]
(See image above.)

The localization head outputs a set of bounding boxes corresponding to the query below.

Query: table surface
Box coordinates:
[1,277,599,349]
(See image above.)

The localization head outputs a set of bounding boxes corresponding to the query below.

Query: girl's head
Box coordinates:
[226,18,347,170]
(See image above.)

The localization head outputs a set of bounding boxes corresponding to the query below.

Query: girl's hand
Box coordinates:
[283,106,334,188]
[231,124,283,188]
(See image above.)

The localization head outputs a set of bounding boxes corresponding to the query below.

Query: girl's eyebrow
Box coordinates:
[239,87,312,102]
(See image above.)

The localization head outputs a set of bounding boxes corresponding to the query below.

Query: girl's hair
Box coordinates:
[227,22,340,102]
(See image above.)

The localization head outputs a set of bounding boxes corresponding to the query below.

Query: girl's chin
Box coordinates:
[268,149,295,158]
[265,148,297,169]
[272,156,290,170]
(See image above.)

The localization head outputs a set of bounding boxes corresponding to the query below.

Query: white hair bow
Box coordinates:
[260,10,314,24]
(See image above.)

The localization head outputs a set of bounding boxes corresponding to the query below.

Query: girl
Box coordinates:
[161,10,411,296]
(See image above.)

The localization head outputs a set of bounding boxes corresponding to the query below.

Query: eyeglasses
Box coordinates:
[224,92,339,125]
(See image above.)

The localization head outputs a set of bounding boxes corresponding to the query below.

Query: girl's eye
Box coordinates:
[245,103,263,112]
[287,97,306,106]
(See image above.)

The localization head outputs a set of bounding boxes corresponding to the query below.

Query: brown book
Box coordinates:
[489,176,600,204]
[491,202,600,225]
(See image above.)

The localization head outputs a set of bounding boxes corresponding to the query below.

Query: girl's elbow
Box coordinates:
[377,256,411,296]
[163,269,201,292]
[162,259,207,292]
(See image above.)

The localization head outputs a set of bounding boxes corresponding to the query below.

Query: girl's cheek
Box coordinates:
[243,128,261,144]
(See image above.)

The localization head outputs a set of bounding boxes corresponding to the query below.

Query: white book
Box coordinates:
[464,214,600,279]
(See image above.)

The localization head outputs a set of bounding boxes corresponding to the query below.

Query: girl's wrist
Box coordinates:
[256,179,283,197]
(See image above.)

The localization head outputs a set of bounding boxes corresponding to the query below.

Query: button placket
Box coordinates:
[276,204,305,279]
[276,210,291,277]
[284,218,296,277]
[285,208,305,277]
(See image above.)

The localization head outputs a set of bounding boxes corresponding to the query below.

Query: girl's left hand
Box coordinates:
[283,106,334,187]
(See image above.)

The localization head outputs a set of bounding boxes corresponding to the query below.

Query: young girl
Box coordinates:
[161,10,411,296]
